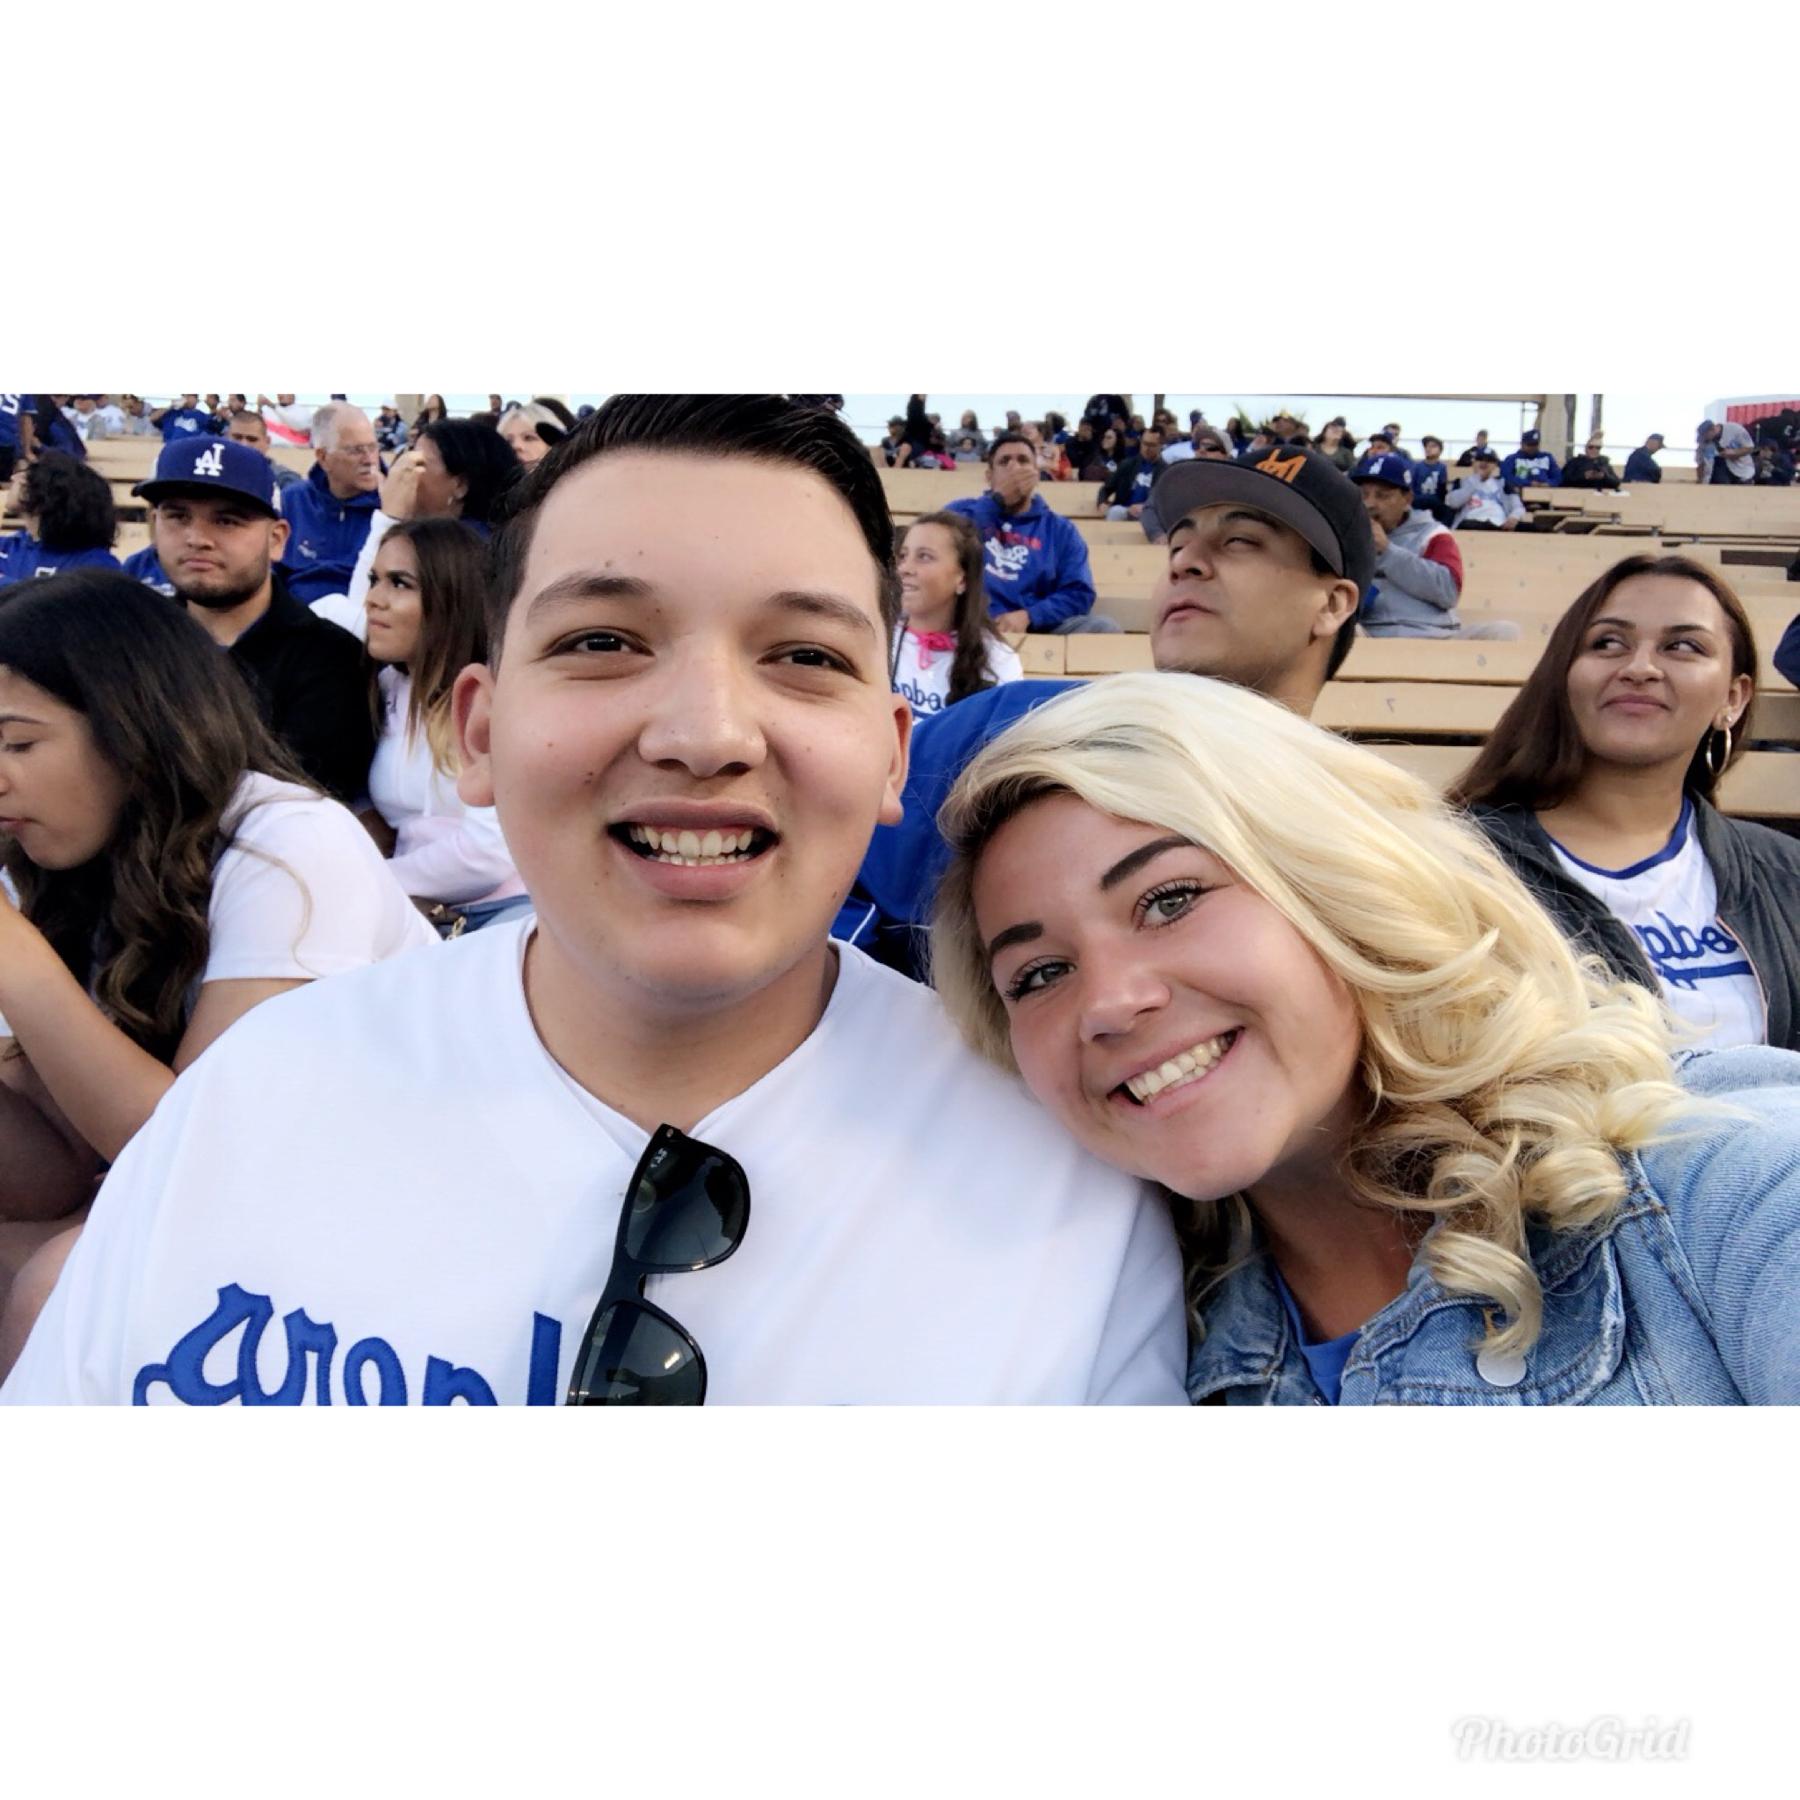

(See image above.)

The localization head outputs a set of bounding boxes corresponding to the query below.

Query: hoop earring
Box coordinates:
[1705,721,1733,776]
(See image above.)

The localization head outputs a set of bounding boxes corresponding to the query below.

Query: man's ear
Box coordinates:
[877,692,912,828]
[454,662,497,807]
[268,515,291,560]
[1313,578,1360,643]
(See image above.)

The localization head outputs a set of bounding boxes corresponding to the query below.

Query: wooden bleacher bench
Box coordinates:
[1006,628,1800,821]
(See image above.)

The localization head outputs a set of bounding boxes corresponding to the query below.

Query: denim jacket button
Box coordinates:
[1476,1346,1527,1388]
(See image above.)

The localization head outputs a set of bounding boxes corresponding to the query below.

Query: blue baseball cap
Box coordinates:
[1352,452,1413,490]
[1520,429,1542,448]
[134,435,281,517]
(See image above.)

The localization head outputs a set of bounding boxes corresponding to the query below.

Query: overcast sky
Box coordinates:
[309,390,1792,466]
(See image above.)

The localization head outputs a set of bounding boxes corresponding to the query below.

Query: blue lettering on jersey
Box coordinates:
[1632,911,1754,990]
[895,677,945,716]
[133,1282,566,1405]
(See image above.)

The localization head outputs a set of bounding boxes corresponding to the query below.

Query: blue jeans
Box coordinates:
[443,894,535,937]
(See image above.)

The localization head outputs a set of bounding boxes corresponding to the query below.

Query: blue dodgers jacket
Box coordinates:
[122,544,176,596]
[834,680,1079,971]
[1499,450,1562,490]
[0,533,122,587]
[944,491,1097,630]
[280,463,382,604]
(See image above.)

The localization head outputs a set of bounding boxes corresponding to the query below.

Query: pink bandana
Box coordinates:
[910,628,958,669]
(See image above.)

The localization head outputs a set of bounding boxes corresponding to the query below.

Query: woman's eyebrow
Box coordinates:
[1099,836,1192,891]
[985,921,1043,961]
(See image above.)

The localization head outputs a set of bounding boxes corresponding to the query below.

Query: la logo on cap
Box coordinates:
[193,444,224,478]
[1256,452,1306,486]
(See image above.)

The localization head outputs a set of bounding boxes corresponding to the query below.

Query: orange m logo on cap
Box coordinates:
[1256,452,1306,485]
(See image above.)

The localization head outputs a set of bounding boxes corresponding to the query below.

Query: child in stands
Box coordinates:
[363,518,529,932]
[891,512,1023,721]
[0,571,435,1373]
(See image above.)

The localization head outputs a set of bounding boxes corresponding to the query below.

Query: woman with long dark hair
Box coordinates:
[345,418,524,615]
[891,511,1023,720]
[1451,553,1800,1051]
[0,571,435,1370]
[0,454,120,585]
[409,393,448,444]
[363,518,528,931]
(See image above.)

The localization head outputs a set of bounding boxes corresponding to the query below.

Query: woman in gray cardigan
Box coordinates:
[1452,552,1800,1052]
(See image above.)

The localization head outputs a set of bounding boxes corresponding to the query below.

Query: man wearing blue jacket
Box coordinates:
[843,445,1372,967]
[1500,427,1561,492]
[945,433,1113,633]
[279,401,383,604]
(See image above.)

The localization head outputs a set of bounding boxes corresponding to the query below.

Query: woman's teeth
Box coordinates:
[627,824,762,868]
[1123,1031,1236,1104]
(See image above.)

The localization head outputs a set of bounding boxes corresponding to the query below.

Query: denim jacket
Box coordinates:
[1186,1045,1800,1405]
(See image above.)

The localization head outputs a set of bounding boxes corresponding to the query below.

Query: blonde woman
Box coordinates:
[931,671,1800,1404]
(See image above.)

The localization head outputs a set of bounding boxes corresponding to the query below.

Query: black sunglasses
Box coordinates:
[566,1125,751,1405]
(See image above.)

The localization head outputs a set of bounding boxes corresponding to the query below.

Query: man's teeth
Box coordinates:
[626,824,763,867]
[1124,1032,1234,1103]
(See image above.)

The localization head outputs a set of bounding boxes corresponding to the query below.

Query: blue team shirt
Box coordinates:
[0,533,123,586]
[1411,459,1452,508]
[159,407,218,441]
[0,394,35,450]
[1271,1265,1360,1404]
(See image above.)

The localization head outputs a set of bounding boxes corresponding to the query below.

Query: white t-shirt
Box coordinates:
[368,668,524,905]
[1547,799,1765,1048]
[893,629,1024,721]
[205,773,440,980]
[1,927,1186,1405]
[0,775,436,1036]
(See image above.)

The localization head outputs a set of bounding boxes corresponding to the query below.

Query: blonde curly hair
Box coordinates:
[930,672,1702,1356]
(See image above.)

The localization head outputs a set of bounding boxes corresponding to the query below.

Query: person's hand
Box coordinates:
[1501,516,1520,531]
[994,609,1031,636]
[1368,520,1389,553]
[1128,504,1143,519]
[379,450,424,520]
[0,883,57,999]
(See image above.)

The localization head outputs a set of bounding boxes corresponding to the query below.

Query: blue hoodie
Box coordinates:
[280,462,382,604]
[1500,449,1561,491]
[833,680,1079,970]
[944,491,1097,630]
[0,533,121,587]
[158,407,218,441]
[123,544,176,597]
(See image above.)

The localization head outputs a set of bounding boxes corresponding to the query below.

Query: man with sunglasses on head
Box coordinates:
[2,395,1186,1406]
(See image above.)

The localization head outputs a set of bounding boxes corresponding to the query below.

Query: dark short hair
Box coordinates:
[486,394,899,657]
[986,431,1035,463]
[19,453,116,553]
[420,419,521,528]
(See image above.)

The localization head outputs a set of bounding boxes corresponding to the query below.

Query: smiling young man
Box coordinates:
[2,396,1185,1406]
